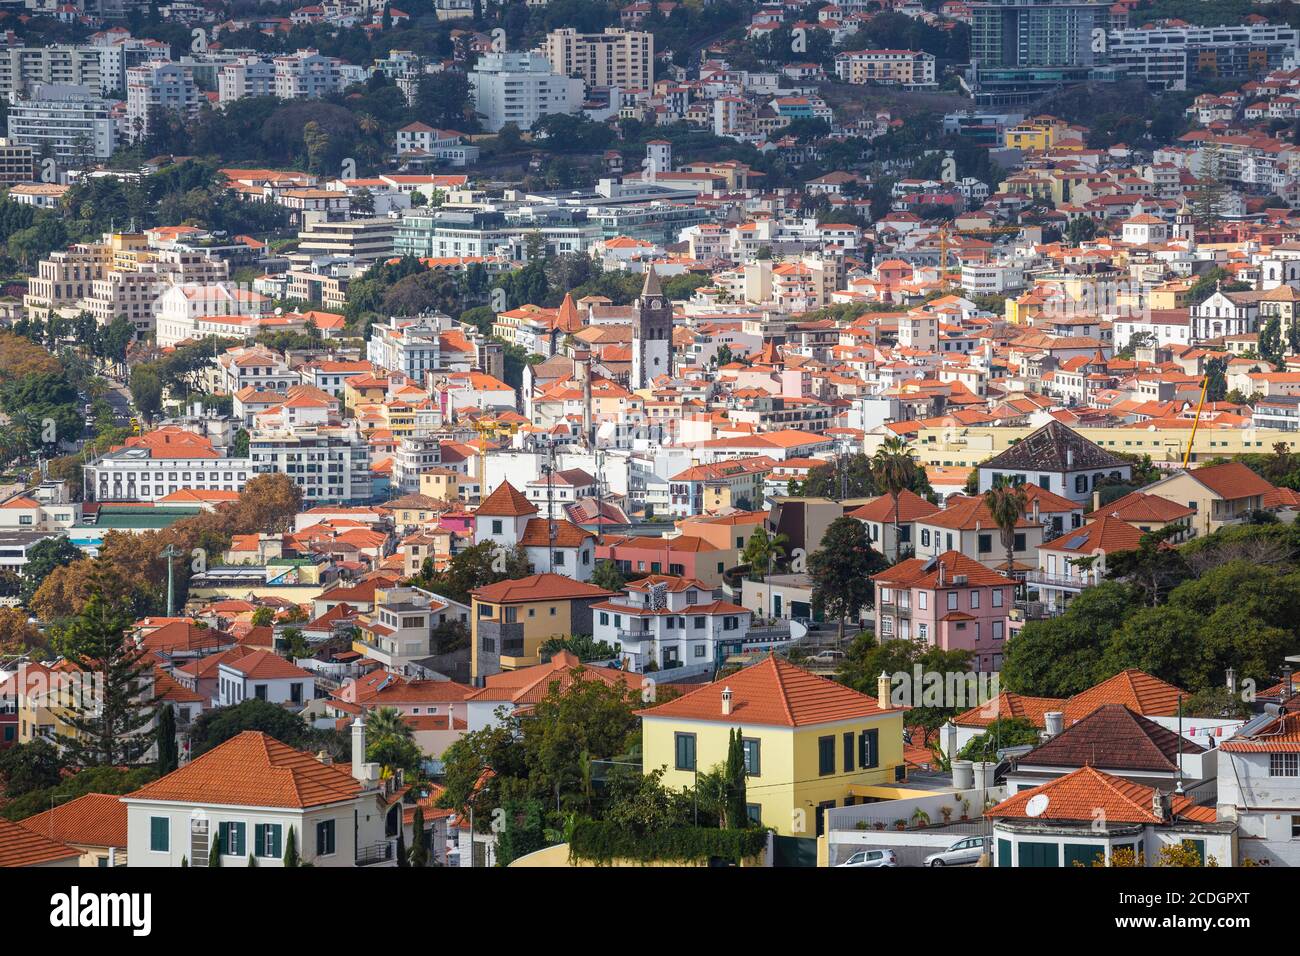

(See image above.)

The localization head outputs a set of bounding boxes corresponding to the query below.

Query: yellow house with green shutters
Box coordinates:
[636,655,907,838]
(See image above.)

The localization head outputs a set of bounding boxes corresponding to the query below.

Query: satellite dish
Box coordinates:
[1025,793,1050,818]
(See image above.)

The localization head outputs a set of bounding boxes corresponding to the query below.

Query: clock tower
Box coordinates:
[632,265,672,390]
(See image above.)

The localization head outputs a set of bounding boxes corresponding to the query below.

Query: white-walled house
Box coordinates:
[1217,706,1300,866]
[216,649,316,709]
[122,721,396,867]
[591,574,752,671]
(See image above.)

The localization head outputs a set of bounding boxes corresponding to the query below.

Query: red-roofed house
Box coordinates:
[637,654,906,837]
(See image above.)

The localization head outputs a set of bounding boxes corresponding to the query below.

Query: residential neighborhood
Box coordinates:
[0,0,1291,930]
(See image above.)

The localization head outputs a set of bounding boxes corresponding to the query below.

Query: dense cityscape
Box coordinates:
[0,0,1291,918]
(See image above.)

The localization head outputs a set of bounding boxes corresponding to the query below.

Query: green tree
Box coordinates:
[189,699,310,757]
[57,594,156,767]
[956,717,1040,761]
[20,536,82,606]
[809,517,886,644]
[741,526,788,582]
[209,832,222,867]
[409,805,429,867]
[0,739,63,797]
[722,728,748,830]
[156,705,178,775]
[283,825,300,867]
[872,436,919,556]
[984,480,1028,580]
[590,559,626,593]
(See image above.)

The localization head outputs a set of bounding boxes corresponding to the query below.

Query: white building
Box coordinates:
[122,722,396,867]
[86,447,253,502]
[593,575,752,672]
[125,61,199,140]
[6,83,117,161]
[248,422,372,504]
[1217,702,1300,866]
[216,649,316,708]
[542,27,654,91]
[367,313,447,379]
[468,52,583,132]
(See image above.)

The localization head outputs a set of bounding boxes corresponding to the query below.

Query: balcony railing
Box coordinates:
[356,840,396,867]
[1024,570,1097,590]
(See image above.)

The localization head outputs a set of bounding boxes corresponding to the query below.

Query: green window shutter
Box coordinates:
[269,824,282,859]
[997,838,1012,867]
[150,817,169,853]
[858,729,879,769]
[1063,843,1101,868]
[842,731,854,773]
[218,822,230,855]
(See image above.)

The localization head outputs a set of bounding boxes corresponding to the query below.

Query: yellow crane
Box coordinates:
[471,419,519,502]
[937,224,1024,291]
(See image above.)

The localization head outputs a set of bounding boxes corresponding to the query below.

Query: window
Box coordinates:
[1075,475,1088,494]
[218,821,245,856]
[150,817,169,853]
[947,592,958,610]
[818,735,835,775]
[1018,841,1060,867]
[1291,815,1300,839]
[970,591,980,609]
[859,729,879,769]
[918,592,927,610]
[255,823,283,858]
[316,819,336,857]
[921,529,931,547]
[746,804,762,826]
[693,616,705,628]
[1271,753,1299,777]
[992,588,1003,607]
[1014,533,1026,551]
[977,534,992,554]
[742,738,761,776]
[675,732,696,771]
[843,731,855,772]
[491,520,502,535]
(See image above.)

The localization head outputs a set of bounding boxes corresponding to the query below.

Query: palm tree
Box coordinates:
[366,707,413,742]
[743,527,789,620]
[871,436,918,561]
[983,481,1028,585]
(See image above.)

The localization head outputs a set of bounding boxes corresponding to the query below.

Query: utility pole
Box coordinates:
[159,543,182,616]
[545,439,556,573]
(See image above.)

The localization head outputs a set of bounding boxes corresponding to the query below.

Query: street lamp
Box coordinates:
[158,544,183,617]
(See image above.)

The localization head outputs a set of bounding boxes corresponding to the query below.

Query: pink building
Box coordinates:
[595,533,733,588]
[872,551,1016,672]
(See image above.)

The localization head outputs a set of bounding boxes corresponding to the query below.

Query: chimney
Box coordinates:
[1226,667,1237,695]
[721,686,732,716]
[1044,711,1064,738]
[351,716,366,781]
[1067,448,1075,469]
[937,560,945,587]
[1092,489,1101,512]
[877,671,891,708]
[316,750,333,765]
[1151,788,1169,822]
[1032,498,1040,524]
[1284,665,1295,700]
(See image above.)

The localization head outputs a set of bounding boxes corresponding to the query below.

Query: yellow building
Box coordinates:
[912,423,1300,469]
[419,468,462,502]
[637,655,906,839]
[470,573,613,679]
[1142,461,1275,537]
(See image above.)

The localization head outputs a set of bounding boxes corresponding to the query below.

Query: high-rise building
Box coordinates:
[468,52,584,132]
[968,0,1114,106]
[6,83,117,163]
[542,28,654,91]
[125,61,200,140]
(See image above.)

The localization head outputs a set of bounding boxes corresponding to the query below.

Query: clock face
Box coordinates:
[650,298,662,309]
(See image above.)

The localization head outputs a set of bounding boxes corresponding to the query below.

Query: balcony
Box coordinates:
[355,840,397,867]
[1023,569,1096,591]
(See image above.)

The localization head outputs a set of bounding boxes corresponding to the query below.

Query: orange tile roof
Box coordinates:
[475,481,537,518]
[126,731,363,809]
[1220,709,1300,752]
[1184,460,1275,500]
[18,792,127,848]
[986,765,1215,824]
[953,690,1066,728]
[519,517,594,548]
[873,551,1016,589]
[222,648,314,680]
[1062,668,1185,723]
[467,650,639,704]
[637,653,902,727]
[1088,490,1195,523]
[471,573,611,604]
[845,488,940,523]
[1040,514,1145,554]
[0,817,80,867]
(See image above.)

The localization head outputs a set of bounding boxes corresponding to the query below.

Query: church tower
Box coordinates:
[631,265,672,390]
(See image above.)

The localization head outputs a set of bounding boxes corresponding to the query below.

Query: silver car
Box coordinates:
[837,849,897,867]
[924,836,990,866]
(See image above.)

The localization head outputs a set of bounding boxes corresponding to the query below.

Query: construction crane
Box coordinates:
[937,224,1024,291]
[1182,373,1212,470]
[471,419,519,503]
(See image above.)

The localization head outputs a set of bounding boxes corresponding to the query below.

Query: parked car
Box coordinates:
[836,849,897,867]
[924,836,990,867]
[810,649,845,664]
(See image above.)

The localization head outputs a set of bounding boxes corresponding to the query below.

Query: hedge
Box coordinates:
[568,819,769,865]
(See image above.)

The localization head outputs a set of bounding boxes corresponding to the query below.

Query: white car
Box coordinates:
[836,849,897,867]
[924,836,990,867]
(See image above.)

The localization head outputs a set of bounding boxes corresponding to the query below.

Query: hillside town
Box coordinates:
[0,1,1293,910]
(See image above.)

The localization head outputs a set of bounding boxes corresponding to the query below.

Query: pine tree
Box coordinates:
[409,806,429,867]
[396,820,409,867]
[283,825,300,867]
[209,833,221,868]
[723,729,748,830]
[247,854,257,867]
[58,594,157,767]
[156,705,178,775]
